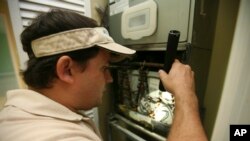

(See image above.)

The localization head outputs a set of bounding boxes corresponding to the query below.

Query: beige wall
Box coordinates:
[211,1,250,140]
[203,0,240,139]
[0,0,26,108]
[0,0,25,88]
[90,0,108,25]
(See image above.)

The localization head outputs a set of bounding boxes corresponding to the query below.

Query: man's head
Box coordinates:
[21,9,101,89]
[21,9,135,110]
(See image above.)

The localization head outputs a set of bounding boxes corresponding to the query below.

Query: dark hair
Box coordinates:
[21,9,100,89]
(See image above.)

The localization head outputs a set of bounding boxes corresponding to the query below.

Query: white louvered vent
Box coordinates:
[19,0,90,27]
[7,0,99,128]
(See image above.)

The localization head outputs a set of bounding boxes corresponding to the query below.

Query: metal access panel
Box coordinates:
[109,0,195,50]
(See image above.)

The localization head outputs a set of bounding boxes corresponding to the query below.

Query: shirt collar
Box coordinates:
[4,89,89,121]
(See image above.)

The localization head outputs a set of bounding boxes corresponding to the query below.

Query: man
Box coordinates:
[0,9,207,141]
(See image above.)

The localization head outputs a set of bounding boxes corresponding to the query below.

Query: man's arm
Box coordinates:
[158,59,208,141]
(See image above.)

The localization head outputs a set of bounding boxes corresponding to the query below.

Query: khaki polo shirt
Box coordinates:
[0,89,102,141]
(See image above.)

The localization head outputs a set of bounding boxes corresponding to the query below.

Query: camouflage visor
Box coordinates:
[31,27,136,59]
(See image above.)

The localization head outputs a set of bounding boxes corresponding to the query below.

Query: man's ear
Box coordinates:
[56,56,74,84]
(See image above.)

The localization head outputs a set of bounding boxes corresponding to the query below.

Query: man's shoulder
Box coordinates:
[0,106,102,141]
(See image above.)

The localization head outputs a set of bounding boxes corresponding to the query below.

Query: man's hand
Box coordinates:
[158,59,208,141]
